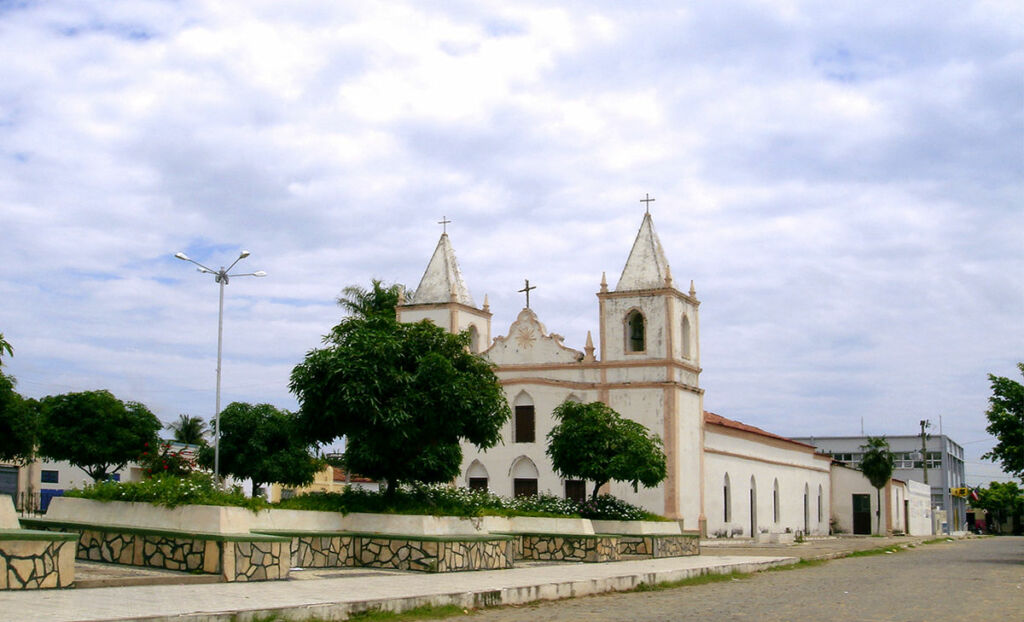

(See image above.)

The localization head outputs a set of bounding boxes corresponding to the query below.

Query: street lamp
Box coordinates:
[175,250,266,484]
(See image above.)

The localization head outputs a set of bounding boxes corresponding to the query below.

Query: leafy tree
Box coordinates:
[196,402,322,495]
[0,332,12,362]
[38,390,161,482]
[982,363,1024,481]
[546,400,667,501]
[859,436,894,533]
[0,373,37,465]
[290,282,511,496]
[167,414,208,446]
[971,481,1023,534]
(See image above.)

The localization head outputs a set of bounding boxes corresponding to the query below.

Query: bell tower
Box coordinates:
[396,227,491,353]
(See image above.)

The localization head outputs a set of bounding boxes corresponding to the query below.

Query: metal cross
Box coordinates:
[438,216,451,234]
[640,193,655,214]
[518,279,537,308]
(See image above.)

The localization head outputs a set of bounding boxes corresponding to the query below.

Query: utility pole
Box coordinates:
[919,419,931,485]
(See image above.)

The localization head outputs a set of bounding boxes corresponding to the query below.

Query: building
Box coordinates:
[397,210,835,536]
[794,434,965,534]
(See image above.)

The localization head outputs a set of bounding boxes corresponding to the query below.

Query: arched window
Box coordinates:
[723,473,732,523]
[773,479,780,523]
[681,315,692,359]
[467,460,489,491]
[510,456,539,497]
[749,476,758,537]
[467,325,480,353]
[513,391,535,443]
[803,483,810,534]
[626,310,645,352]
[817,484,823,523]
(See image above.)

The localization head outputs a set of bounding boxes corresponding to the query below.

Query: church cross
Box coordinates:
[518,279,537,308]
[640,193,655,214]
[438,216,451,234]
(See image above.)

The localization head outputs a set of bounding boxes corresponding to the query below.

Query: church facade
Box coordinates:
[398,212,832,536]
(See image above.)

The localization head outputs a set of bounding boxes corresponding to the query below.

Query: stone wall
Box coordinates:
[616,534,700,558]
[274,532,514,573]
[23,519,290,582]
[519,534,620,563]
[0,535,77,590]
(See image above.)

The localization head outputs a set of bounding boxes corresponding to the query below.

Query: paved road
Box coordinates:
[432,537,1024,622]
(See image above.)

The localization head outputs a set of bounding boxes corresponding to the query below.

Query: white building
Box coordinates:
[397,211,835,536]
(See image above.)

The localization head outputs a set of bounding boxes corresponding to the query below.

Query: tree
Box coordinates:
[196,402,322,495]
[289,282,511,496]
[546,400,667,501]
[167,414,208,446]
[0,334,37,464]
[971,481,1024,534]
[0,373,37,465]
[982,363,1024,481]
[859,436,894,533]
[336,279,404,320]
[38,390,161,482]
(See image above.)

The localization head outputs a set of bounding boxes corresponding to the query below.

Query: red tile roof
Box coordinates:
[704,411,819,451]
[331,467,375,483]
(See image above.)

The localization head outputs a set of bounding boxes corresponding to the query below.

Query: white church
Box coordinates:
[397,211,833,537]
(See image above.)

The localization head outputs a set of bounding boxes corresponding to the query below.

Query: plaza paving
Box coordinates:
[0,535,947,622]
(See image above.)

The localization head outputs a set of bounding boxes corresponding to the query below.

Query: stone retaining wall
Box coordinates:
[0,532,77,590]
[22,520,289,582]
[518,534,620,563]
[268,532,514,573]
[617,534,700,558]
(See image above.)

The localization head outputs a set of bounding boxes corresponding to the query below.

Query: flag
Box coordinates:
[970,488,980,501]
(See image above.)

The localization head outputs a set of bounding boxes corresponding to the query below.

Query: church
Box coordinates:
[396,210,832,537]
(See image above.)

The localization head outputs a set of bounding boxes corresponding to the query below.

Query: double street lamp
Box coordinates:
[174,250,265,484]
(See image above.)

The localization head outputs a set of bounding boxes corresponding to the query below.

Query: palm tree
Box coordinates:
[860,436,895,534]
[0,332,12,365]
[336,279,404,320]
[167,414,208,446]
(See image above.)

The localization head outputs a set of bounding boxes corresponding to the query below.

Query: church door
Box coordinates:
[852,494,872,534]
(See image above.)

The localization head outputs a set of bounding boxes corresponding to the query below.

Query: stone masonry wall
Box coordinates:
[519,535,620,563]
[225,540,289,582]
[617,535,700,558]
[0,539,76,590]
[281,534,514,572]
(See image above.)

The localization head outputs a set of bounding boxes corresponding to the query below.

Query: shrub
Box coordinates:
[65,472,268,511]
[578,494,662,521]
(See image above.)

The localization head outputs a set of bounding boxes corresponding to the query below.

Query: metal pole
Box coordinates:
[214,271,225,485]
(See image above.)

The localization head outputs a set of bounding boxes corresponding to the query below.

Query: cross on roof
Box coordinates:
[641,193,655,214]
[518,279,537,308]
[438,216,451,234]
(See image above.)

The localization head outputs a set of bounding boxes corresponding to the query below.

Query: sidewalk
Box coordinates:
[0,535,945,622]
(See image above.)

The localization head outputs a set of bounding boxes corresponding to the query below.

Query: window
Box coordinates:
[565,480,586,503]
[817,485,823,523]
[513,392,536,443]
[626,310,645,352]
[469,477,488,491]
[41,470,59,484]
[515,405,535,443]
[682,315,692,359]
[723,474,732,522]
[467,325,480,353]
[773,479,780,523]
[514,478,538,497]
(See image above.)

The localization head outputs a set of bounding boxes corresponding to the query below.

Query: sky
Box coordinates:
[1,1,1021,486]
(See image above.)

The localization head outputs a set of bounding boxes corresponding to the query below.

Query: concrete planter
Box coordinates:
[340,512,490,536]
[45,497,253,534]
[506,516,595,535]
[590,520,682,535]
[768,532,795,544]
[250,508,346,532]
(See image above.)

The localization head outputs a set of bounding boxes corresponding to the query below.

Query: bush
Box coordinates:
[578,494,664,521]
[138,441,195,478]
[65,472,268,511]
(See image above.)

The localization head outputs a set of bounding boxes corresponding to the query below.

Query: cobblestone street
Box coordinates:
[435,537,1024,622]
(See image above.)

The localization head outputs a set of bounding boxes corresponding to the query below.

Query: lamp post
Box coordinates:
[174,250,265,484]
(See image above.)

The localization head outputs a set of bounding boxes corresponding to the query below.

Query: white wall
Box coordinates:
[830,464,886,535]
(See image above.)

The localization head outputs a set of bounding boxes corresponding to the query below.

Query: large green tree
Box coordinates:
[982,363,1024,481]
[546,400,667,501]
[38,390,161,481]
[0,334,37,464]
[167,414,208,446]
[289,281,511,495]
[971,481,1023,534]
[859,436,895,533]
[197,402,321,495]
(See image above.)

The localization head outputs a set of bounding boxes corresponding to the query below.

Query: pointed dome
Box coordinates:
[615,213,672,291]
[408,233,476,306]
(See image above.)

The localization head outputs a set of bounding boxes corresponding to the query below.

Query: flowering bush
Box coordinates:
[65,472,268,511]
[577,494,661,521]
[138,441,195,478]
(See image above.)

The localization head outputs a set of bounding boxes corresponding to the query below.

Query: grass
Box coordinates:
[347,605,471,621]
[629,569,749,592]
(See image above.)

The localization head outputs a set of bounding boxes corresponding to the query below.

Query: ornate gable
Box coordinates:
[483,308,583,366]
